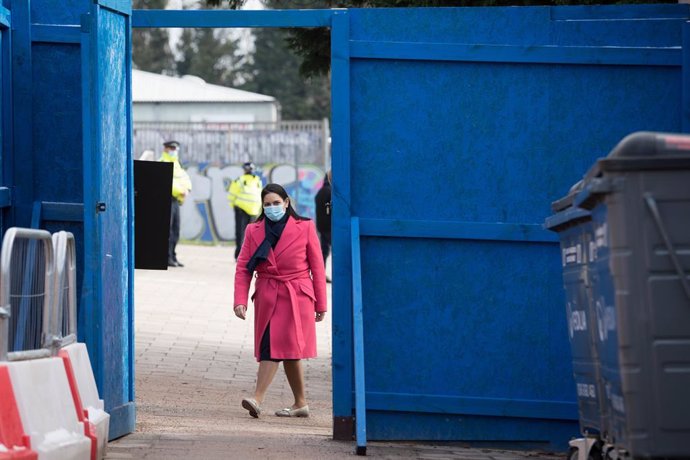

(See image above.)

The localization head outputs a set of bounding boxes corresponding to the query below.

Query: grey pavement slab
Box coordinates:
[107,244,563,459]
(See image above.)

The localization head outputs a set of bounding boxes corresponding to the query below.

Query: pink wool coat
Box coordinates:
[234,217,327,361]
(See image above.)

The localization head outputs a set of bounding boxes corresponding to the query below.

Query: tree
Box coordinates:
[132,0,176,74]
[241,28,330,120]
[175,28,243,86]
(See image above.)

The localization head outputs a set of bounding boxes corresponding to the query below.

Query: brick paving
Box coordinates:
[106,244,563,459]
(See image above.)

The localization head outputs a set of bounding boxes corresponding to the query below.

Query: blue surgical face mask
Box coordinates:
[264,205,286,222]
[168,149,179,158]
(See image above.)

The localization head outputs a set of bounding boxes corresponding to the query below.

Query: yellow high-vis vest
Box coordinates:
[228,173,262,217]
[159,152,192,204]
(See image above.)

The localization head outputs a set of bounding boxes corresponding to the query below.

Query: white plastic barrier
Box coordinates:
[6,358,91,460]
[60,343,109,459]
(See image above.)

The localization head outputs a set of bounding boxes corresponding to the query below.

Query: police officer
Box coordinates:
[228,162,262,261]
[159,141,192,267]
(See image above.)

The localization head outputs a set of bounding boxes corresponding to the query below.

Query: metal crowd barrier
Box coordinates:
[52,231,77,349]
[0,228,55,361]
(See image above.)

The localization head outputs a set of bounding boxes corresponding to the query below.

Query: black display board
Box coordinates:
[134,160,173,269]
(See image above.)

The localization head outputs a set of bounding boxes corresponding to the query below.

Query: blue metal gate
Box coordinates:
[331,5,690,448]
[2,2,689,446]
[81,0,135,440]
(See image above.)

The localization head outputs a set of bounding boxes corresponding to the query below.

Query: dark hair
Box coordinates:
[256,183,309,222]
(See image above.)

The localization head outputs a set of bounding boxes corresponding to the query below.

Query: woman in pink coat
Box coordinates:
[233,183,327,419]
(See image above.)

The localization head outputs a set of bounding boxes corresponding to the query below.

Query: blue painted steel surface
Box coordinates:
[333,5,690,447]
[82,2,135,439]
[350,217,367,453]
[132,9,333,28]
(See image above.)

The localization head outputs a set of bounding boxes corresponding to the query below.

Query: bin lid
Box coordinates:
[544,206,591,232]
[586,131,690,179]
[575,132,690,209]
[551,180,584,212]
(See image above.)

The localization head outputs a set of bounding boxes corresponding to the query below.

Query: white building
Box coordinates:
[132,69,279,123]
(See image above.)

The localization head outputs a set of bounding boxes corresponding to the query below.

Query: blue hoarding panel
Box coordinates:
[88,4,134,439]
[336,5,689,447]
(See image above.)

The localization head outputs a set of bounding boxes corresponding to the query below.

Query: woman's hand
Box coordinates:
[234,304,247,320]
[315,311,326,322]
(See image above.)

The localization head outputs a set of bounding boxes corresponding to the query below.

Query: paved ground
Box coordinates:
[106,244,564,459]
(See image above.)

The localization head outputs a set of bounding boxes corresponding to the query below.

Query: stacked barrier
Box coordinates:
[0,228,108,460]
[52,232,109,459]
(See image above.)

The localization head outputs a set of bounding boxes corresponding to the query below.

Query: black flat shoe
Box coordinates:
[168,259,178,267]
[174,260,184,267]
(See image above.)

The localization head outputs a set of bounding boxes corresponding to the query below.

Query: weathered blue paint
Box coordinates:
[124,0,135,407]
[0,5,9,27]
[99,0,130,15]
[330,8,353,428]
[350,217,367,453]
[82,1,134,439]
[335,5,690,447]
[132,9,333,28]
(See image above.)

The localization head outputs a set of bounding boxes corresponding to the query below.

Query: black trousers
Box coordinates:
[234,207,253,260]
[319,231,331,265]
[169,198,180,262]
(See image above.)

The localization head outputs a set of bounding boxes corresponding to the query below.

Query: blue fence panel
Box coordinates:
[0,2,8,231]
[83,1,135,439]
[333,5,690,448]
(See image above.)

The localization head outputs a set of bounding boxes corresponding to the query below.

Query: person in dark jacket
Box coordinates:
[314,170,331,282]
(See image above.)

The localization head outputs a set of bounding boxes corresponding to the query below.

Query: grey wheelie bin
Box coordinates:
[573,131,690,459]
[546,185,606,459]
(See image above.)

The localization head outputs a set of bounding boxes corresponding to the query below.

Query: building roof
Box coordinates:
[132,69,275,104]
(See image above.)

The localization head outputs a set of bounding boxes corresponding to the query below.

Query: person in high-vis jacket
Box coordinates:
[228,162,262,261]
[159,140,192,267]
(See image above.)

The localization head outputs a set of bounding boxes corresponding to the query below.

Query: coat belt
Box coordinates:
[257,270,311,353]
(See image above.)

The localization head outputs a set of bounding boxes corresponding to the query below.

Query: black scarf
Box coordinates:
[246,213,290,273]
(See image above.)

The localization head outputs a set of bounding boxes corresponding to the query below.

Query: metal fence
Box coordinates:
[52,231,77,348]
[0,229,79,362]
[134,120,330,167]
[0,228,55,361]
